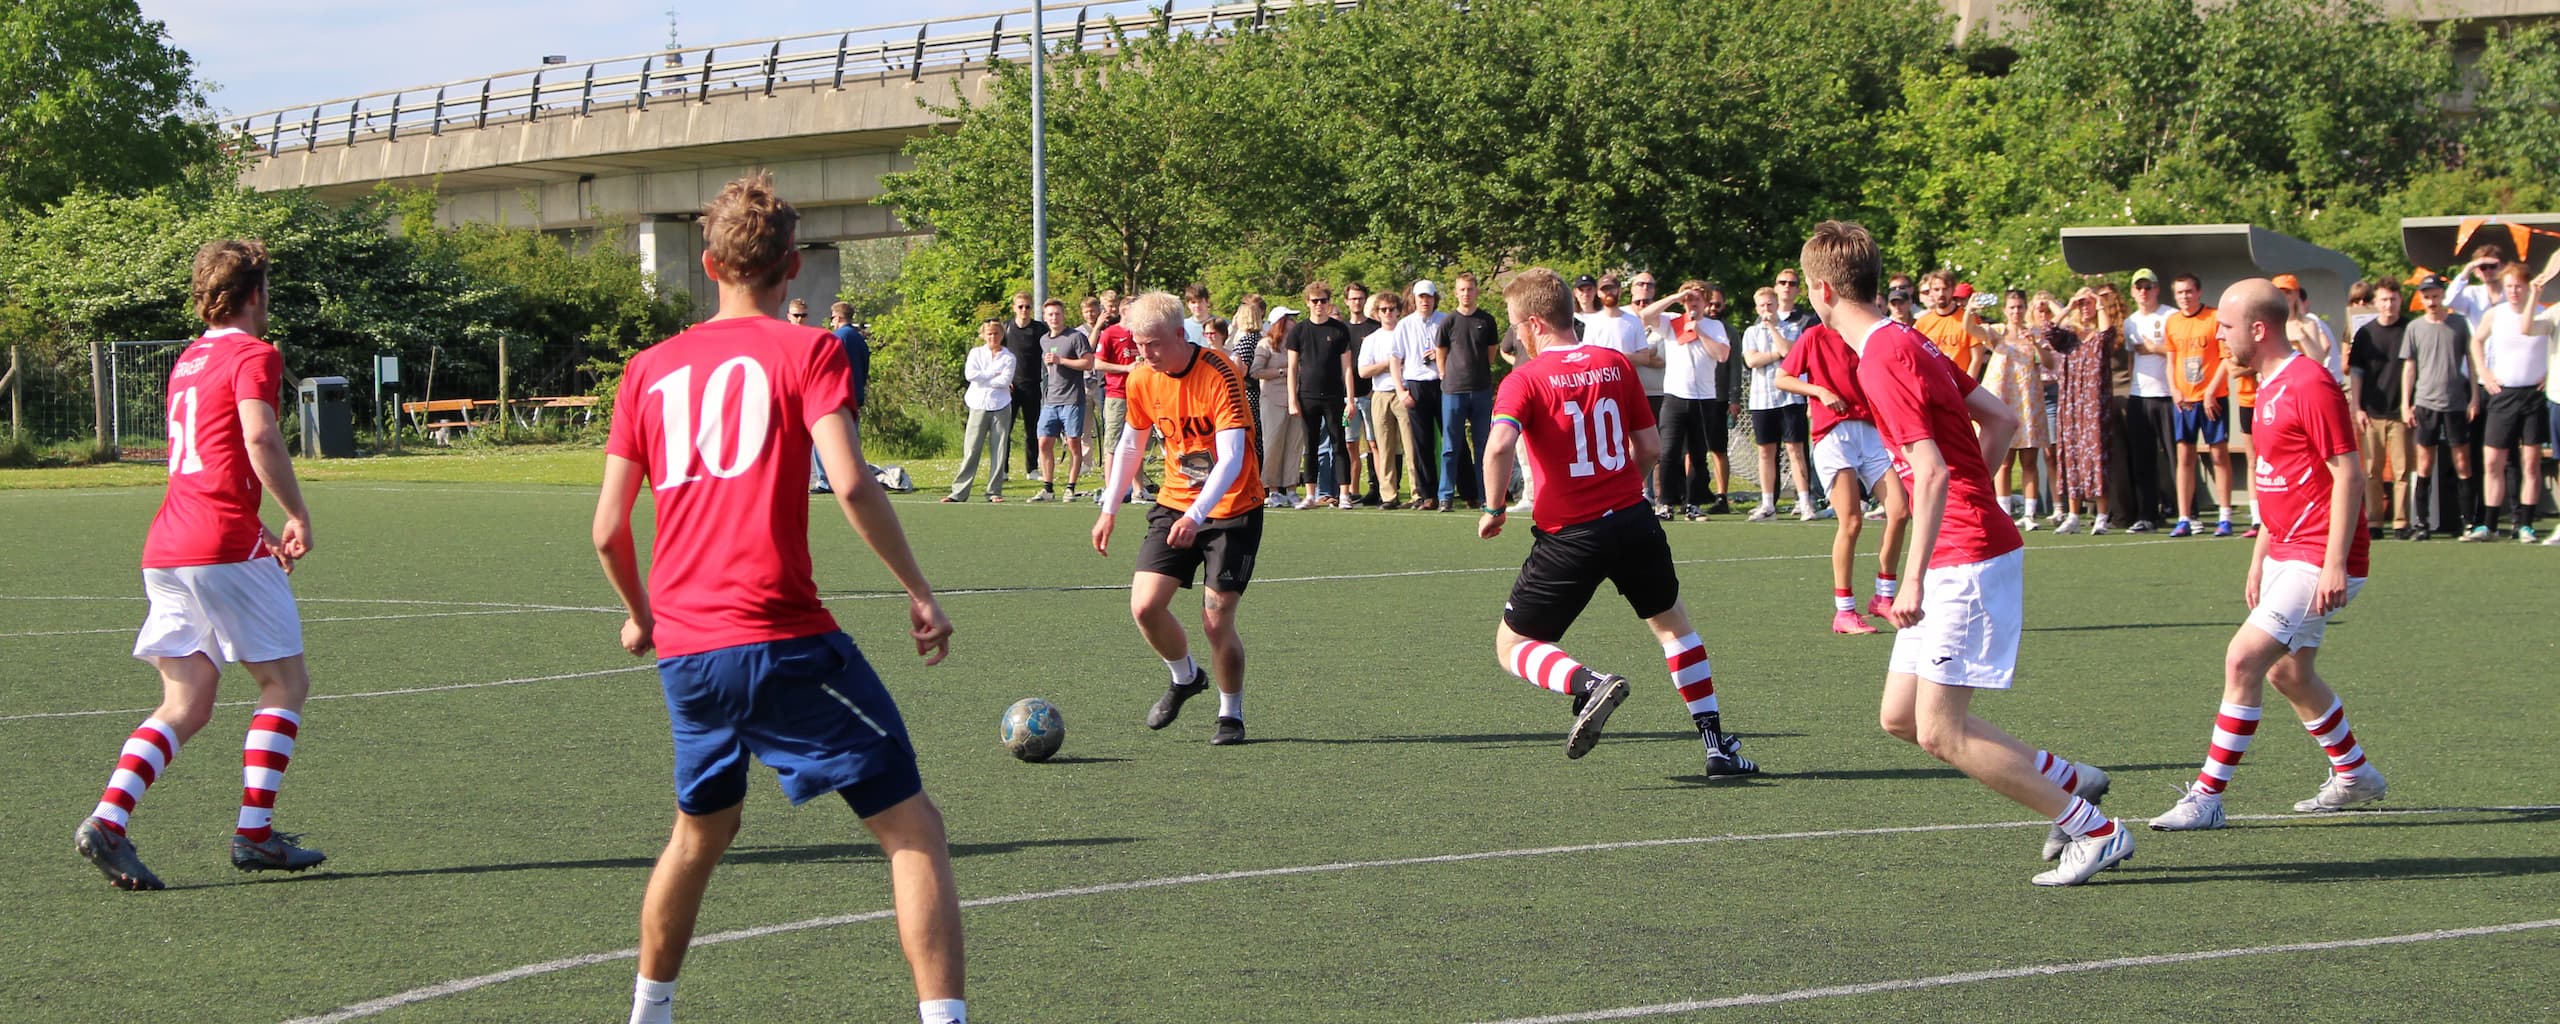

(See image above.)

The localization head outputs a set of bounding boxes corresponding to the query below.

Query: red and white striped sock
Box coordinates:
[2053,796,2117,839]
[2195,702,2261,794]
[1663,633,1716,716]
[1832,588,1856,612]
[2301,698,2367,774]
[91,718,180,834]
[237,708,301,843]
[2033,750,2081,793]
[1504,641,1589,695]
[1874,573,1899,598]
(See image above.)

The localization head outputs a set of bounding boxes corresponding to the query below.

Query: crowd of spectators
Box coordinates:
[936,249,2560,541]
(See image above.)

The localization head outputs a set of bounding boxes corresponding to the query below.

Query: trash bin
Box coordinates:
[297,376,357,458]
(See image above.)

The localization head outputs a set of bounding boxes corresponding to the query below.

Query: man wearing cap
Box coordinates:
[1389,281,1453,508]
[2397,274,2477,539]
[1886,282,1920,328]
[2121,270,2177,531]
[1572,274,1601,316]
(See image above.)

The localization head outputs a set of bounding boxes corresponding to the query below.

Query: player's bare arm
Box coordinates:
[1773,374,1844,412]
[237,396,313,560]
[2314,450,2364,615]
[591,453,654,656]
[1889,437,1950,629]
[816,408,952,665]
[1476,420,1522,539]
[1963,384,2018,473]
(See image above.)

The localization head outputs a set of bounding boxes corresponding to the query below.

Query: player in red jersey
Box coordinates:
[1475,269,1760,777]
[74,240,326,890]
[1776,323,1911,635]
[2151,280,2384,832]
[1800,222,2128,886]
[593,174,966,1024]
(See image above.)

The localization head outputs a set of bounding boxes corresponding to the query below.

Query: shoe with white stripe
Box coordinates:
[2148,785,2227,831]
[2293,767,2387,812]
[2040,763,2113,860]
[2031,822,2133,886]
[1563,673,1628,760]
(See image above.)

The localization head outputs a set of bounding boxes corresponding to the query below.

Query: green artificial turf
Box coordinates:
[2,479,2553,1023]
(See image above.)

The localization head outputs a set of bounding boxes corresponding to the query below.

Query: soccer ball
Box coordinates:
[1000,698,1065,762]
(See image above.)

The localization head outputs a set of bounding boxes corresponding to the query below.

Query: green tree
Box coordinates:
[0,0,217,213]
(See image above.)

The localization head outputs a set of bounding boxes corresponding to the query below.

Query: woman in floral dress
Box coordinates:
[2049,286,2120,534]
[1983,289,2059,529]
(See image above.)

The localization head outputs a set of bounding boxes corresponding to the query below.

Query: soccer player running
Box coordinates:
[75,240,325,890]
[1475,269,1760,778]
[1799,222,2126,886]
[1775,322,1911,635]
[2151,280,2385,832]
[1092,292,1264,747]
[593,174,966,1024]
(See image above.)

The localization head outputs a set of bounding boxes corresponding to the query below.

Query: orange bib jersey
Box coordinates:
[1125,346,1262,520]
[2164,306,2227,403]
[1913,311,1978,370]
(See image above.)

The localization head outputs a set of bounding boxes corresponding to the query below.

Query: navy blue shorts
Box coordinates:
[657,632,922,818]
[2172,403,2230,446]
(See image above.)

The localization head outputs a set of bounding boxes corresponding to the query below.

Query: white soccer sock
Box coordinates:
[1504,640,1588,695]
[1760,490,1776,508]
[2023,497,2039,518]
[1164,655,1197,687]
[1217,689,1242,720]
[630,976,675,1024]
[1798,489,1815,509]
[1874,573,1900,598]
[919,998,967,1024]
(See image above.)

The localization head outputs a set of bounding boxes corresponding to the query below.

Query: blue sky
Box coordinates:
[142,0,1016,119]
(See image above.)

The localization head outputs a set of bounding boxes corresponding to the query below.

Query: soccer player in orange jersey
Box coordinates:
[1092,292,1265,746]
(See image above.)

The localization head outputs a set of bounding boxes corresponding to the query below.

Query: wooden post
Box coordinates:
[90,341,113,460]
[6,345,20,437]
[495,335,510,441]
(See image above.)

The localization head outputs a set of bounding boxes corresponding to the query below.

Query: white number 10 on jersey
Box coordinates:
[646,357,773,489]
[1561,397,1626,478]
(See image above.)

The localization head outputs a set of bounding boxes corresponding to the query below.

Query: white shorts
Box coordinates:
[2243,558,2365,652]
[1888,548,2024,689]
[1813,420,1894,492]
[133,559,304,664]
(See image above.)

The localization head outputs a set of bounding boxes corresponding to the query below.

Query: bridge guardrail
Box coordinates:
[229,1,1347,157]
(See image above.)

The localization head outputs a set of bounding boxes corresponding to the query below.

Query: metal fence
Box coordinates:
[109,341,192,462]
[227,1,1351,157]
[3,346,104,450]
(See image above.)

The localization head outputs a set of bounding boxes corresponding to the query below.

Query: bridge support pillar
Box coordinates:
[789,244,841,316]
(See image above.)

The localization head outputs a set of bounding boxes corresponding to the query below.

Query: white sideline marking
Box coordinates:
[1467,918,2560,1023]
[0,608,609,639]
[276,804,2560,1024]
[0,667,649,722]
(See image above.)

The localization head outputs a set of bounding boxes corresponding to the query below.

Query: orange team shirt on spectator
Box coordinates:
[1913,311,1978,369]
[2164,306,2227,402]
[1124,345,1263,520]
[2229,354,2258,409]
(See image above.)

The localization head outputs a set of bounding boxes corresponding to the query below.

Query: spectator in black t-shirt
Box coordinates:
[1002,292,1050,478]
[1435,272,1502,510]
[2349,279,2412,537]
[1286,281,1357,508]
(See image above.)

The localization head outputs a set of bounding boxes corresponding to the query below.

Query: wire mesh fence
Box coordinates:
[108,341,192,462]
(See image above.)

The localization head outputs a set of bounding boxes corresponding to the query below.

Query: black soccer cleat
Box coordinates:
[1564,673,1629,760]
[1146,669,1210,730]
[1210,717,1245,746]
[1702,731,1760,779]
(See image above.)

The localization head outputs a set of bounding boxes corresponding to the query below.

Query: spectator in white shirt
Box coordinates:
[1391,280,1451,509]
[1358,291,1420,508]
[945,320,1018,503]
[1741,287,1816,521]
[2119,268,2176,530]
[1645,280,1732,520]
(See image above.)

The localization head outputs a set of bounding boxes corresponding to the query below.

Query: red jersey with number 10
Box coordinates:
[144,329,284,569]
[606,316,853,658]
[2255,355,2370,576]
[1493,343,1657,532]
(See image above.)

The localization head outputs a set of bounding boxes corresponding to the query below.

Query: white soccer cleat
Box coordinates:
[2032,821,2133,886]
[2054,514,2080,535]
[2149,785,2227,831]
[1747,505,1776,522]
[2293,768,2387,812]
[2041,763,2112,860]
[2091,514,2111,535]
[2018,515,2039,532]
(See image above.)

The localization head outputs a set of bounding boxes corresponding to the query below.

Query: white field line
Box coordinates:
[0,607,610,639]
[1467,918,2560,1024]
[277,804,2560,1024]
[0,667,650,722]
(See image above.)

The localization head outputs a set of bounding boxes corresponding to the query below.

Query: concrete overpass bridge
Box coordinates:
[235,1,1330,311]
[236,0,2559,312]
